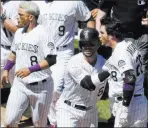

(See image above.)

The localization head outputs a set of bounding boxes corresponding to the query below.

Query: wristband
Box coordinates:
[4,60,15,71]
[29,64,41,73]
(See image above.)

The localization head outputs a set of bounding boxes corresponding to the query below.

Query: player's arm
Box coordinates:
[0,4,18,33]
[2,18,19,33]
[96,0,114,32]
[118,69,136,126]
[80,71,110,91]
[15,55,56,78]
[122,70,136,107]
[67,57,110,91]
[81,59,110,91]
[117,50,136,107]
[76,1,95,28]
[1,51,16,86]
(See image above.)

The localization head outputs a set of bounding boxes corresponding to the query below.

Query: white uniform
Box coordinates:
[5,25,54,127]
[34,1,91,126]
[1,1,20,85]
[56,53,106,127]
[103,40,148,127]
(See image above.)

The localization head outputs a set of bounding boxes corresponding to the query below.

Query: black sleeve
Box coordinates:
[122,70,136,107]
[80,75,96,91]
[98,0,115,13]
[80,71,110,91]
[45,55,56,67]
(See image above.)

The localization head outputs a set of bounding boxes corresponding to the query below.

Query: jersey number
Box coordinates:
[59,26,65,36]
[136,54,143,76]
[30,56,38,66]
[98,86,105,96]
[3,27,13,38]
[111,71,118,81]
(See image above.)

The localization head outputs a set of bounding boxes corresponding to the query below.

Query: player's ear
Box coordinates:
[29,15,34,21]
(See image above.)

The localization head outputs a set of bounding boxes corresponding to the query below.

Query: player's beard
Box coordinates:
[82,47,96,57]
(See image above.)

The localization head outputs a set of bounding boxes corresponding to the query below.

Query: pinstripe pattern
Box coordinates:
[38,1,91,126]
[1,1,20,86]
[105,41,147,127]
[5,25,54,127]
[114,96,148,127]
[5,77,53,127]
[56,53,106,127]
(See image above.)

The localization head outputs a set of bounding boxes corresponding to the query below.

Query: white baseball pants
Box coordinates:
[5,77,53,127]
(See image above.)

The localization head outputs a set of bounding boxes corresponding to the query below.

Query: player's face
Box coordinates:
[17,8,32,27]
[99,25,110,46]
[81,42,98,57]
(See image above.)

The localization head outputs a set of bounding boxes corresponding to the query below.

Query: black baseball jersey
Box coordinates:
[98,0,148,28]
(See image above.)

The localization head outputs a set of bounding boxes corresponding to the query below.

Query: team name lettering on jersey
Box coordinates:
[15,43,39,53]
[126,43,137,55]
[40,13,68,22]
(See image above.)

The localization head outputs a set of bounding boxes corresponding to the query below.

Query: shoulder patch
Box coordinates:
[118,60,126,68]
[47,42,55,49]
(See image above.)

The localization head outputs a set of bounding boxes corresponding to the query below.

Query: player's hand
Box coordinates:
[119,106,129,127]
[142,18,148,26]
[15,68,31,78]
[1,70,9,86]
[91,8,99,19]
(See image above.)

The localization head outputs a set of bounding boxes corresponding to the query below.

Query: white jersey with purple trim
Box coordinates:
[103,40,144,96]
[11,25,55,84]
[1,1,20,46]
[35,1,91,47]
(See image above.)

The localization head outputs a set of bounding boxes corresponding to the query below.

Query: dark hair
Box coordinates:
[101,17,124,40]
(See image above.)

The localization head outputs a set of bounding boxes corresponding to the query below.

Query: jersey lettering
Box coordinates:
[59,26,65,36]
[111,71,118,81]
[98,86,105,96]
[30,56,38,66]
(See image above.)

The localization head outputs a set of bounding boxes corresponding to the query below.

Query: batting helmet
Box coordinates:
[79,28,100,49]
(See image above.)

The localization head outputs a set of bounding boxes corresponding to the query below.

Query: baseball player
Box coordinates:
[99,17,148,127]
[56,28,108,127]
[1,0,20,87]
[34,1,92,127]
[1,1,56,127]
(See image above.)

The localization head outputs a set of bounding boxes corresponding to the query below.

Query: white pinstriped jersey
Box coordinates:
[11,25,55,84]
[1,1,20,46]
[103,40,144,96]
[59,53,106,107]
[34,1,91,47]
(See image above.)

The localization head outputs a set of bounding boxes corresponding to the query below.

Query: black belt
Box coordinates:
[29,79,47,86]
[56,45,67,50]
[1,44,11,50]
[117,94,142,101]
[64,100,92,111]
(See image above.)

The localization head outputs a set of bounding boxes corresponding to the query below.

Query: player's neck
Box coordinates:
[85,54,97,66]
[26,22,38,33]
[110,39,118,49]
[110,37,123,49]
